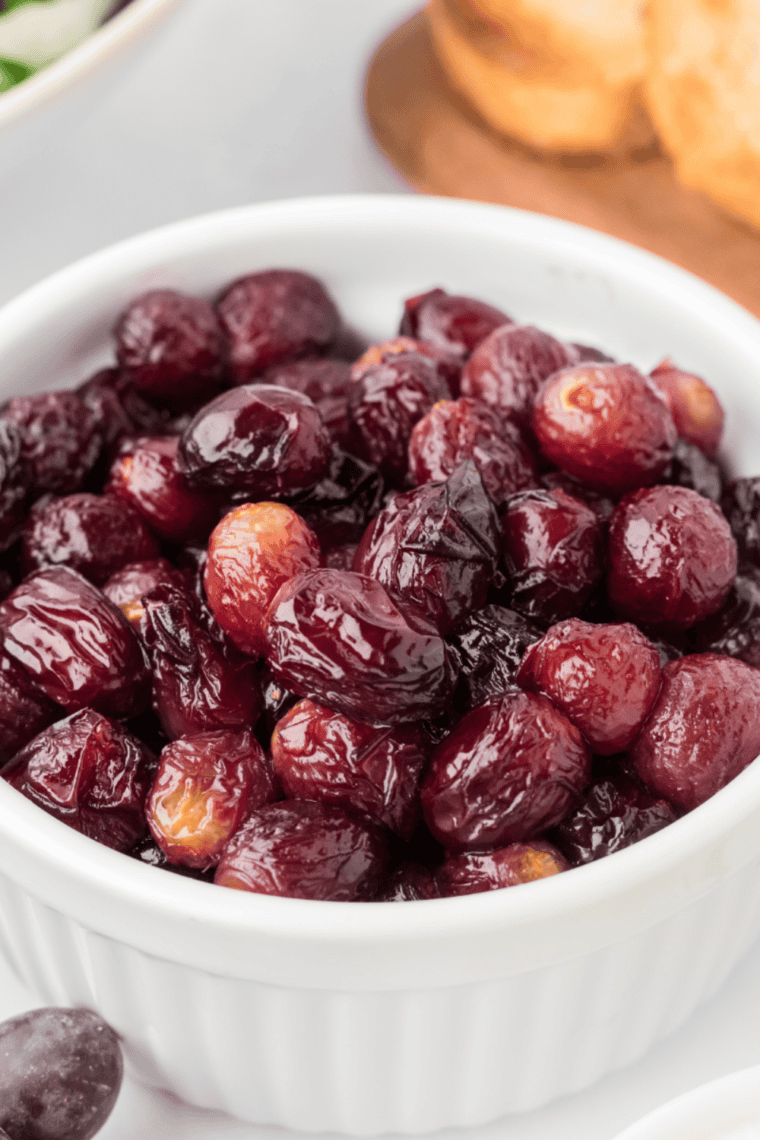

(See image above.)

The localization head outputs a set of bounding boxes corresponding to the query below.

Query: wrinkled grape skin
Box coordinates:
[353,335,460,393]
[408,397,537,506]
[0,567,149,718]
[261,358,357,452]
[178,384,332,498]
[353,462,501,635]
[0,646,58,760]
[77,367,169,453]
[533,363,676,496]
[264,569,457,726]
[0,419,30,553]
[649,357,724,458]
[540,470,614,523]
[287,449,384,549]
[3,709,155,851]
[517,618,662,754]
[420,690,590,851]
[449,604,543,710]
[690,569,760,667]
[114,288,227,409]
[22,493,160,585]
[214,799,388,900]
[664,438,722,503]
[552,775,676,866]
[607,485,737,629]
[107,435,219,544]
[376,861,440,901]
[205,502,321,658]
[102,558,186,615]
[399,287,511,363]
[271,699,426,838]
[500,488,604,628]
[3,392,102,496]
[722,477,760,567]
[437,840,569,897]
[216,269,340,383]
[139,583,262,740]
[147,729,277,869]
[628,653,760,810]
[348,352,450,485]
[461,324,573,428]
[0,1007,123,1140]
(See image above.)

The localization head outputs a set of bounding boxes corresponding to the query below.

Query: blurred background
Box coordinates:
[0,0,415,307]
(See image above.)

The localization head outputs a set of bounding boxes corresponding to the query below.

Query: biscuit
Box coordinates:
[427,0,653,153]
[465,0,647,89]
[644,0,760,230]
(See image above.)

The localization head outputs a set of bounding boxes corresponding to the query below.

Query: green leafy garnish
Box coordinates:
[0,55,36,91]
[1,1,60,13]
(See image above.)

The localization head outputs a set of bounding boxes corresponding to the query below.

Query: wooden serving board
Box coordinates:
[365,10,760,320]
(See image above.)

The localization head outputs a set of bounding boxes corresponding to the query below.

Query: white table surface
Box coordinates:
[0,1,758,1136]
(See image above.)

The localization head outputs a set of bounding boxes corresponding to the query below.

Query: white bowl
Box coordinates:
[0,0,187,174]
[612,1066,760,1140]
[1,195,760,1135]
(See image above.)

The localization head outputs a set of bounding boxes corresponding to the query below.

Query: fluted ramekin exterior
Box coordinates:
[0,859,758,1134]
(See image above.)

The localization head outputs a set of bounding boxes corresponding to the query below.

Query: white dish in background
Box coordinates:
[612,1066,760,1140]
[0,0,188,174]
[1,195,760,1134]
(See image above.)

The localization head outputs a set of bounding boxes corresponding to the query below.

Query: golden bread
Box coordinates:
[467,0,647,89]
[644,0,760,231]
[427,0,654,153]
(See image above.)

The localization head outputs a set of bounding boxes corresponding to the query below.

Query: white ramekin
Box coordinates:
[0,0,188,174]
[0,196,760,1134]
[612,1066,760,1140]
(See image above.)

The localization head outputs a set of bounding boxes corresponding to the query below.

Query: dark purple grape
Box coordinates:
[3,708,155,851]
[461,324,573,429]
[0,419,30,553]
[722,476,760,567]
[78,368,169,447]
[690,567,760,667]
[261,357,357,451]
[2,392,102,496]
[139,582,262,740]
[22,493,160,585]
[0,566,149,718]
[264,568,457,726]
[449,603,543,709]
[287,448,384,547]
[348,351,450,485]
[216,269,341,383]
[399,287,511,363]
[552,775,677,865]
[178,384,332,498]
[500,487,605,628]
[664,438,722,502]
[353,462,502,635]
[0,1007,122,1140]
[0,645,58,761]
[114,288,227,408]
[214,799,389,900]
